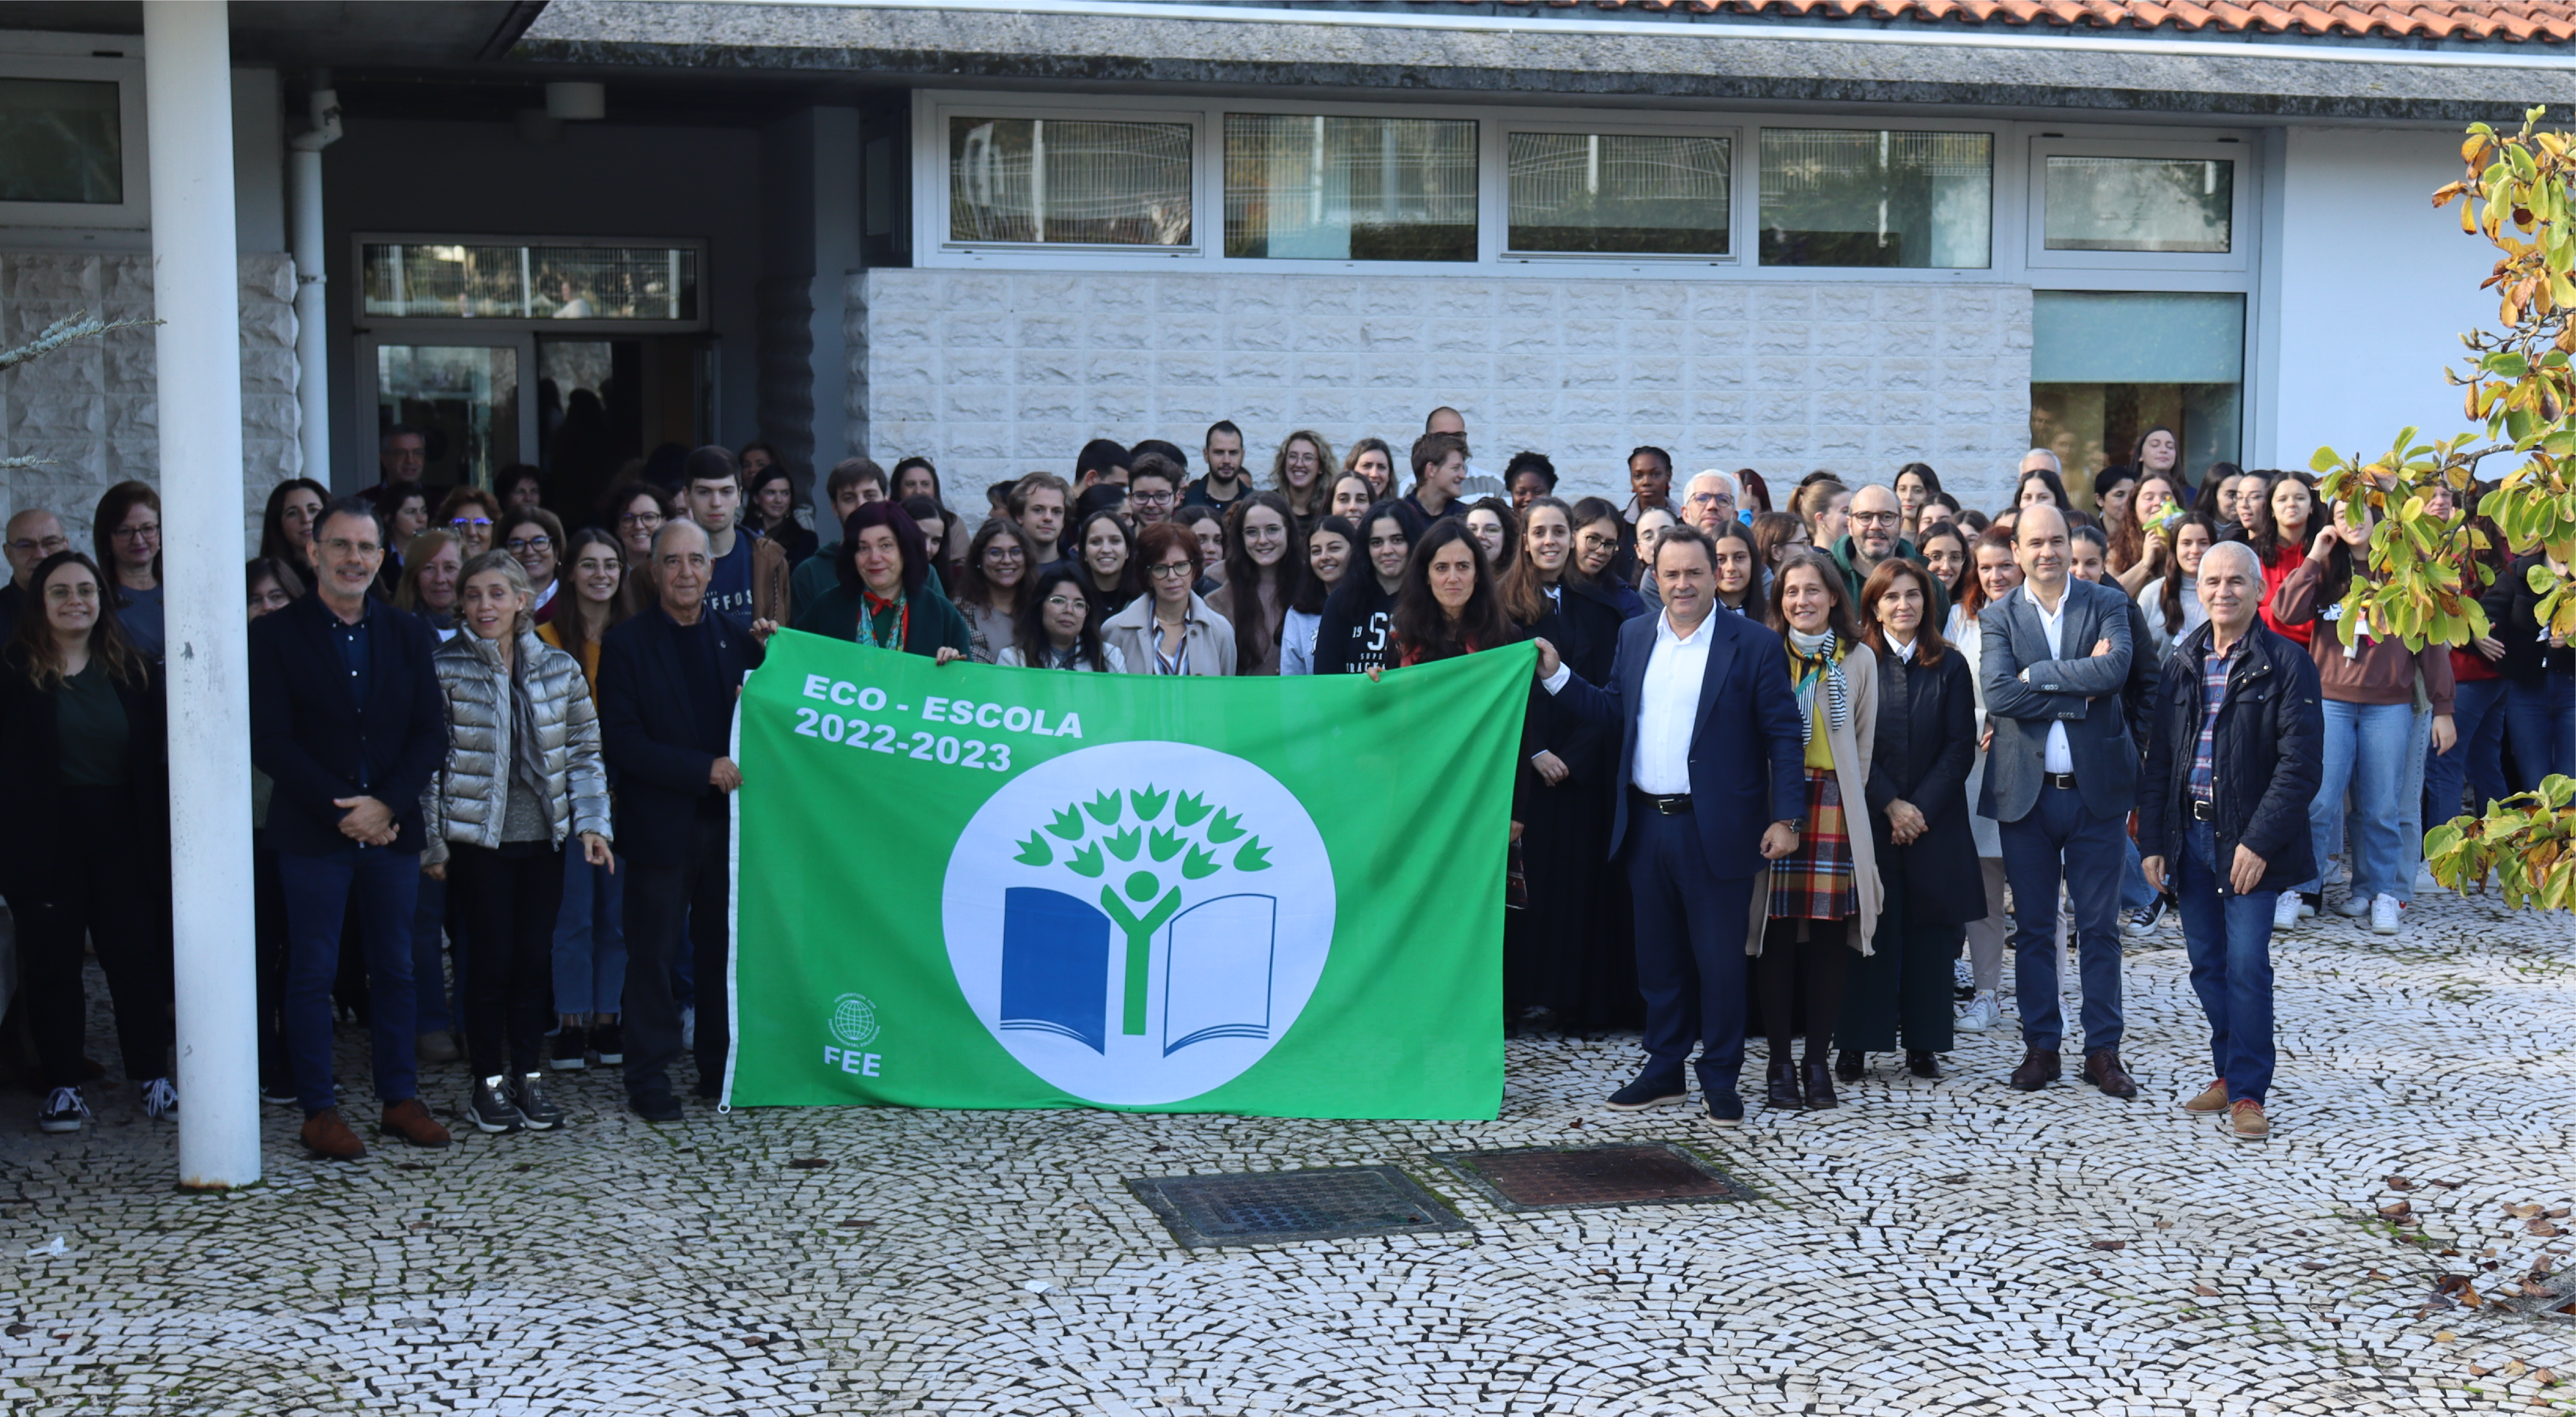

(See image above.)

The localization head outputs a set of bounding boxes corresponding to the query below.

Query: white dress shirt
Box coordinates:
[1542,609,1712,794]
[2028,586,2075,774]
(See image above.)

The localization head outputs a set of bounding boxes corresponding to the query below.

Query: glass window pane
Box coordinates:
[1226,114,1477,261]
[2031,290,2245,497]
[376,344,520,491]
[2045,156,2232,253]
[1759,129,1991,269]
[1507,132,1729,255]
[360,244,699,320]
[0,78,122,204]
[948,116,1193,247]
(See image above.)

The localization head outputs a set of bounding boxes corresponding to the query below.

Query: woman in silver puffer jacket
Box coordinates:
[422,550,613,1135]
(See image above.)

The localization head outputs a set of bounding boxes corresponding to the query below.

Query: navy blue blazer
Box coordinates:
[1976,577,2138,825]
[248,592,447,857]
[1550,608,1807,881]
[596,604,764,868]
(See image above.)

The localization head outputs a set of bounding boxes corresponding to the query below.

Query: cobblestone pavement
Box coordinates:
[0,888,2571,1415]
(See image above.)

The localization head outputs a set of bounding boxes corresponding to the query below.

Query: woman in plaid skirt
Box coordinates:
[1755,550,1882,1110]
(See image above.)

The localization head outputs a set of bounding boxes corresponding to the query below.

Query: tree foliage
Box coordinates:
[2311,107,2576,908]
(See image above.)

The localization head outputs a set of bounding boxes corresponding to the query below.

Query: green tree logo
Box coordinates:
[1012,785,1272,1036]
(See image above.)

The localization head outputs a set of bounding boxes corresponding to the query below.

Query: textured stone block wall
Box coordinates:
[857,268,2034,512]
[1,251,300,551]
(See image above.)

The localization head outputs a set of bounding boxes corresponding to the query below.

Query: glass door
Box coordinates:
[361,334,536,493]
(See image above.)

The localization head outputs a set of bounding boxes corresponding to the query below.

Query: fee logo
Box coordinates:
[941,741,1335,1105]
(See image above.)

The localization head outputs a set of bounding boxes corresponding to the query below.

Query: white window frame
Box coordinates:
[926,97,1209,258]
[908,90,2269,293]
[1494,116,1744,266]
[0,38,149,231]
[348,233,712,334]
[2025,133,2255,277]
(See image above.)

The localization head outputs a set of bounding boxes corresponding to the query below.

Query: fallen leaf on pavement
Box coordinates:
[2194,1284,2220,1296]
[2381,1201,2415,1220]
[2089,1240,2126,1251]
[2437,1330,2459,1342]
[2387,1176,2416,1190]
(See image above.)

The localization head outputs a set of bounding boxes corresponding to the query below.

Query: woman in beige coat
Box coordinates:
[1104,521,1238,677]
[1746,549,1880,1112]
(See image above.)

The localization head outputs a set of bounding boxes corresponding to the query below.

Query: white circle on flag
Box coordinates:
[942,740,1335,1106]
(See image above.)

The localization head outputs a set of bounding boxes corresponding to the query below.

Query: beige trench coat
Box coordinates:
[1745,638,1883,958]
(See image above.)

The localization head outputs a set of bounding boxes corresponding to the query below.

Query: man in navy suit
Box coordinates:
[1535,522,1806,1123]
[1978,505,2143,1098]
[249,499,452,1159]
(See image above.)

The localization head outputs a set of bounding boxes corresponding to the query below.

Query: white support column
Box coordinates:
[145,0,260,1190]
[289,81,340,488]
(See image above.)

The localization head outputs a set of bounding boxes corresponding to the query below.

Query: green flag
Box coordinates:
[724,630,1532,1120]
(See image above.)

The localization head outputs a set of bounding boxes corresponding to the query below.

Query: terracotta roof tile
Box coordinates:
[1479,0,2576,40]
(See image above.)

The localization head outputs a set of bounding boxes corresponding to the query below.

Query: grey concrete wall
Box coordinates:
[0,251,299,551]
[856,268,2033,511]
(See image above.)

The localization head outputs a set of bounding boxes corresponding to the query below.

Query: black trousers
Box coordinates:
[1758,915,1849,1064]
[253,834,289,1093]
[448,840,565,1079]
[1836,853,1961,1055]
[621,814,730,1100]
[6,786,172,1089]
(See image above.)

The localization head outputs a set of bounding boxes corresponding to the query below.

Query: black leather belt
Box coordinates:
[1631,789,1692,816]
[2042,772,2078,791]
[2189,798,2216,821]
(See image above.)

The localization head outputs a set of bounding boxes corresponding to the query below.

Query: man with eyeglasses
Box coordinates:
[364,425,427,508]
[1125,453,1182,529]
[249,498,452,1159]
[0,507,70,624]
[1828,484,1940,617]
[597,518,770,1121]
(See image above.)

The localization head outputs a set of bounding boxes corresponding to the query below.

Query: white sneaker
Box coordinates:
[139,1077,177,1119]
[2370,893,2401,935]
[2332,890,2371,918]
[1956,992,2000,1032]
[2271,893,2301,932]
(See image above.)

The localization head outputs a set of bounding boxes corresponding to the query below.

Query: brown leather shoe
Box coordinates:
[2008,1046,2061,1092]
[2083,1049,2139,1100]
[300,1108,365,1160]
[378,1097,452,1148]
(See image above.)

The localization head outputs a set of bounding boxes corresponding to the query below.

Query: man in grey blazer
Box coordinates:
[1978,505,2143,1098]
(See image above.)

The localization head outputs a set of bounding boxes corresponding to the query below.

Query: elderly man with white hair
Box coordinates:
[1678,470,1739,533]
[2135,538,2322,1144]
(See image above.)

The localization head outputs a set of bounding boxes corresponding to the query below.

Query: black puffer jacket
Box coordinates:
[2481,551,2574,685]
[2136,619,2323,896]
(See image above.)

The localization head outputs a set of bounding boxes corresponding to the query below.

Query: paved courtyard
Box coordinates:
[0,886,2571,1415]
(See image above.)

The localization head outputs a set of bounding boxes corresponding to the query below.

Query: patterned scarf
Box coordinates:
[1786,627,1850,746]
[505,633,549,801]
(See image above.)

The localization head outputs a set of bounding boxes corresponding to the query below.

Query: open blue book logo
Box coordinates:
[944,742,1336,1107]
[1000,889,1277,1056]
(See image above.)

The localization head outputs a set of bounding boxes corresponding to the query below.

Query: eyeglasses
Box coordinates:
[617,511,663,527]
[1848,511,1901,527]
[6,536,69,557]
[983,545,1026,562]
[110,522,161,541]
[1043,595,1088,611]
[1146,561,1195,581]
[1129,489,1175,507]
[504,535,553,554]
[451,516,493,530]
[1686,492,1733,506]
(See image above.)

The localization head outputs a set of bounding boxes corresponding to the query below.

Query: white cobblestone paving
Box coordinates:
[0,888,2570,1414]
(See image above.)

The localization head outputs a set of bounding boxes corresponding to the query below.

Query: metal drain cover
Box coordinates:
[1126,1166,1470,1249]
[1433,1143,1757,1213]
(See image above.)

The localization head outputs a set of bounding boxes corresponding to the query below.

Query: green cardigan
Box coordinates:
[793,582,973,656]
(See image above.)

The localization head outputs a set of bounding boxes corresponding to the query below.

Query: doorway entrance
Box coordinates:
[536,337,719,518]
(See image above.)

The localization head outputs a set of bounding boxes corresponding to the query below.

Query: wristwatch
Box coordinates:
[1778,817,1806,833]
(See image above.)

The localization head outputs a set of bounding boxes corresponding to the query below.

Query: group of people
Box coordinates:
[4,405,2561,1152]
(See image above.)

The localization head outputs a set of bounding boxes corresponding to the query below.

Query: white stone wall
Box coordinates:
[1,251,300,550]
[856,268,2034,513]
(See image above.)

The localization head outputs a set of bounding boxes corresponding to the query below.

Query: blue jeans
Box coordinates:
[279,845,422,1114]
[2506,673,2575,786]
[1998,783,2128,1053]
[2426,676,2510,824]
[2303,700,2413,902]
[2175,818,2276,1104]
[2120,835,2158,911]
[552,848,628,1017]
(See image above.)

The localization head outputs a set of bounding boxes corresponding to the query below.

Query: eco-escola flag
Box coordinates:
[724,630,1530,1120]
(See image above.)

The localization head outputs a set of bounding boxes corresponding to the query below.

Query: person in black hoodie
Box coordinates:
[1313,501,1411,676]
[2138,540,2322,1144]
[1835,557,1980,1082]
[0,552,173,1134]
[1501,495,1636,1032]
[2485,546,2575,785]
